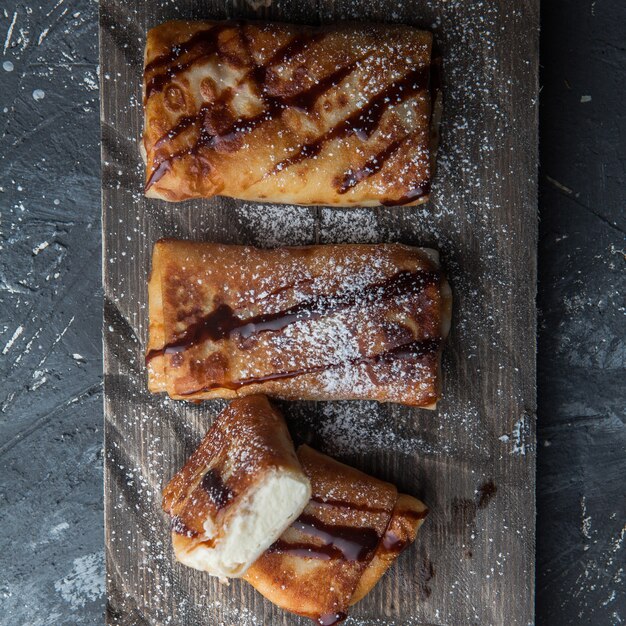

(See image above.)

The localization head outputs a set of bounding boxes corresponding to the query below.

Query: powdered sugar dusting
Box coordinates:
[236,203,316,247]
[308,401,454,456]
[101,0,538,624]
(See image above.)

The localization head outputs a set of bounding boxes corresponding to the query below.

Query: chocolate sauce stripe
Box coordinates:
[259,31,324,68]
[146,58,362,190]
[337,130,427,194]
[268,513,381,563]
[145,26,323,103]
[267,64,430,177]
[381,530,406,552]
[200,468,234,509]
[153,60,359,151]
[267,539,340,561]
[145,24,236,100]
[145,269,439,362]
[178,336,441,396]
[145,26,220,74]
[337,59,441,197]
[379,507,429,552]
[381,181,432,207]
[145,54,209,100]
[153,110,204,149]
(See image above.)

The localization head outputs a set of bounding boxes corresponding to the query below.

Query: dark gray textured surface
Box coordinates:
[536,1,626,623]
[0,1,623,625]
[0,1,103,624]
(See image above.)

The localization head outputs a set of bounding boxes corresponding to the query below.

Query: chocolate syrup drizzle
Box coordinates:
[338,139,431,204]
[381,183,431,207]
[145,269,439,363]
[184,337,440,395]
[267,540,337,561]
[144,23,432,203]
[201,468,233,509]
[268,513,381,563]
[150,59,358,162]
[268,65,429,177]
[338,136,407,194]
[381,508,429,552]
[145,24,234,100]
[145,27,337,189]
[381,530,405,552]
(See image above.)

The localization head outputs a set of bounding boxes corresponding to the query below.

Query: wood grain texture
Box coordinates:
[100,1,538,625]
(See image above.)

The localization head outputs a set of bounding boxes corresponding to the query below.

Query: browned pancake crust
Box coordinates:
[143,20,437,206]
[162,395,302,541]
[244,446,428,624]
[244,445,397,623]
[146,240,452,406]
[350,493,429,605]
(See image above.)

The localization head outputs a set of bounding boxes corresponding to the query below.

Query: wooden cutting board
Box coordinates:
[100,1,538,624]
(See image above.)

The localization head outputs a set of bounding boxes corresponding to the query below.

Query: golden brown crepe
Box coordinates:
[162,395,311,578]
[147,240,452,407]
[350,493,429,605]
[244,446,428,625]
[142,20,440,206]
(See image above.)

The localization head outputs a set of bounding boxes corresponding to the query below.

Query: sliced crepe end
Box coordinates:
[245,445,400,624]
[350,493,429,606]
[162,395,311,578]
[171,468,311,577]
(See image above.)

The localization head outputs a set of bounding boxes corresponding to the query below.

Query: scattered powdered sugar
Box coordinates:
[235,203,316,246]
[101,1,539,623]
[309,401,453,457]
[581,496,592,540]
[498,415,533,456]
[319,208,391,243]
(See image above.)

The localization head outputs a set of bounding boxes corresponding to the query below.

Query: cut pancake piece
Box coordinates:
[162,395,311,578]
[245,445,427,625]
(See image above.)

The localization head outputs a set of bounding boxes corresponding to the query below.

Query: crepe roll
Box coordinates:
[244,445,428,625]
[143,20,441,206]
[146,240,452,407]
[161,395,311,578]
